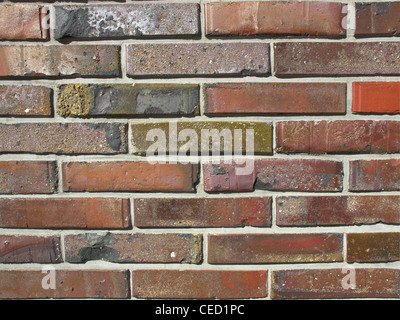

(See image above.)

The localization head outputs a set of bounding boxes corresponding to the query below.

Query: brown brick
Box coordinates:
[271,268,400,299]
[126,43,270,78]
[57,84,199,118]
[0,85,52,117]
[203,159,343,192]
[0,198,130,229]
[205,1,345,37]
[0,161,57,194]
[356,2,400,37]
[54,4,200,39]
[274,42,400,76]
[62,161,199,192]
[276,121,400,154]
[134,197,271,228]
[0,123,128,154]
[0,4,48,40]
[208,234,343,264]
[276,196,400,226]
[65,233,202,264]
[0,45,120,78]
[132,270,267,299]
[347,233,400,263]
[205,82,346,115]
[349,159,400,191]
[0,270,130,299]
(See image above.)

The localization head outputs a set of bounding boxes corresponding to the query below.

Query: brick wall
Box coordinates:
[0,0,399,300]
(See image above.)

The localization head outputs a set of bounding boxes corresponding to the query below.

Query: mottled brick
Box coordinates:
[349,159,400,191]
[208,234,343,264]
[65,233,202,264]
[132,270,267,299]
[347,233,400,263]
[205,82,346,115]
[54,4,200,39]
[57,84,199,117]
[0,235,61,263]
[134,197,271,228]
[0,198,130,229]
[205,1,345,37]
[126,43,270,78]
[62,161,199,192]
[0,161,57,194]
[274,42,400,76]
[276,196,400,226]
[0,123,128,154]
[272,269,400,299]
[276,121,400,154]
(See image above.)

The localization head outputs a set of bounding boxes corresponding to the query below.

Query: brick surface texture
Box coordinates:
[0,0,398,302]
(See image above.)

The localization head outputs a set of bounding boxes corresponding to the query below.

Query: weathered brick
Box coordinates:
[274,42,400,76]
[65,233,202,264]
[205,1,345,37]
[0,161,57,194]
[205,82,347,115]
[0,45,120,78]
[54,4,200,39]
[349,159,400,191]
[131,121,272,155]
[0,4,48,40]
[208,234,343,264]
[62,161,199,192]
[352,82,400,114]
[271,269,400,299]
[276,121,400,154]
[0,270,130,299]
[203,159,343,192]
[132,270,267,299]
[134,197,271,228]
[0,235,61,263]
[0,123,128,154]
[347,233,400,263]
[57,84,199,117]
[356,2,400,37]
[0,85,52,117]
[276,196,400,226]
[126,43,270,78]
[0,198,130,229]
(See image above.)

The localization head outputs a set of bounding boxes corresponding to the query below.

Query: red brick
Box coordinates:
[134,197,271,228]
[0,235,61,263]
[349,159,400,191]
[0,123,128,154]
[272,268,400,299]
[205,1,345,37]
[208,234,343,264]
[65,233,202,264]
[0,45,120,78]
[203,159,343,192]
[0,198,130,229]
[62,161,199,192]
[0,161,57,194]
[274,42,400,76]
[204,83,346,115]
[356,2,400,37]
[276,196,400,226]
[352,82,400,114]
[276,121,400,154]
[0,85,52,117]
[0,5,48,40]
[126,43,270,78]
[347,233,400,263]
[132,270,267,299]
[0,270,130,299]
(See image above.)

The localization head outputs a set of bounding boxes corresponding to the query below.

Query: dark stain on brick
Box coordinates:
[375,2,391,15]
[211,165,226,175]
